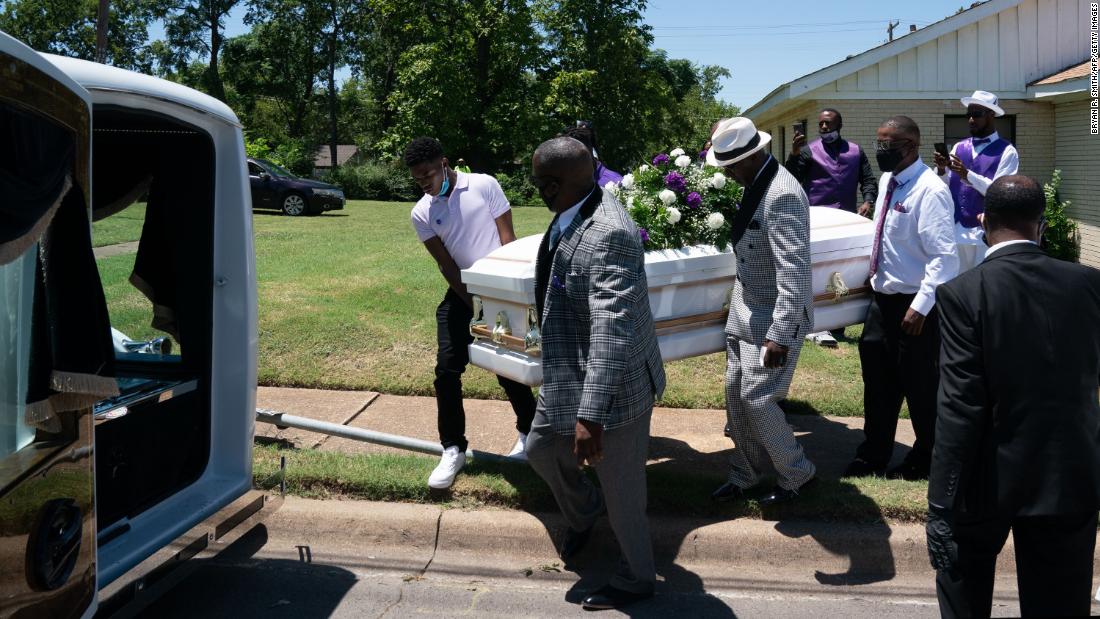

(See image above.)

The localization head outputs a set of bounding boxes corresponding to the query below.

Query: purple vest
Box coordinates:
[949,137,1009,228]
[595,162,623,187]
[806,138,862,211]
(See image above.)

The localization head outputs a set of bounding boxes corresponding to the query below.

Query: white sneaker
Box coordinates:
[805,330,838,348]
[428,446,466,489]
[508,433,528,460]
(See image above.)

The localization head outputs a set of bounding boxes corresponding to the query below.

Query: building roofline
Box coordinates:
[745,0,1020,119]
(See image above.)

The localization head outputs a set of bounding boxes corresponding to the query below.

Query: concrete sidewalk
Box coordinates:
[255,386,918,479]
[252,387,1100,582]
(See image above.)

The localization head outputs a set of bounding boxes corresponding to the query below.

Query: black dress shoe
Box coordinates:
[758,479,815,507]
[710,481,746,503]
[842,458,885,478]
[581,584,654,610]
[886,460,930,481]
[560,525,595,560]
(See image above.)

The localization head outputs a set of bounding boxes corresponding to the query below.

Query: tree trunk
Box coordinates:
[327,34,339,170]
[206,6,227,101]
[95,0,110,64]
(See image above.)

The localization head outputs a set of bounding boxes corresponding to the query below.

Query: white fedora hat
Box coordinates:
[707,117,772,167]
[960,90,1005,117]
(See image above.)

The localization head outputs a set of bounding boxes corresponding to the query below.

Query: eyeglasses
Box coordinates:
[875,139,910,152]
[966,109,990,118]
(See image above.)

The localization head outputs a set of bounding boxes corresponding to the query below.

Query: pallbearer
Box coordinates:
[404,137,536,490]
[934,90,1020,272]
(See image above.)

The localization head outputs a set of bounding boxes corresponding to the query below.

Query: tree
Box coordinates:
[535,0,680,170]
[372,0,546,171]
[0,0,162,71]
[161,0,241,101]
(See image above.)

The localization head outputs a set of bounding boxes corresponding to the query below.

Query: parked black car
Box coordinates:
[247,157,345,216]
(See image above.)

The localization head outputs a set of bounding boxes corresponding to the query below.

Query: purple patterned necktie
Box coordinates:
[868,176,899,278]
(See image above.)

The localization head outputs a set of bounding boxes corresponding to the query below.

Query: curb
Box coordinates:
[267,497,1045,578]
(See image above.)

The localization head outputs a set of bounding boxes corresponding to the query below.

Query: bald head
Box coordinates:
[531,137,596,213]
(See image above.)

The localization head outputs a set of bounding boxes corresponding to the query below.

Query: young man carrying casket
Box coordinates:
[405,137,536,490]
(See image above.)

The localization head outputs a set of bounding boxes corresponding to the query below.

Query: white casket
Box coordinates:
[462,207,875,385]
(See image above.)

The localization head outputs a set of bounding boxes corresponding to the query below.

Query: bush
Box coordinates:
[1043,170,1080,262]
[324,161,418,202]
[495,171,538,207]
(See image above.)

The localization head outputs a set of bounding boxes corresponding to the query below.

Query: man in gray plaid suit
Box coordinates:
[706,117,817,506]
[524,137,666,611]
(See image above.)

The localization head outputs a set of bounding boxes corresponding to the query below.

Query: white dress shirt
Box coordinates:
[984,239,1038,261]
[550,187,594,247]
[871,159,959,316]
[936,131,1020,195]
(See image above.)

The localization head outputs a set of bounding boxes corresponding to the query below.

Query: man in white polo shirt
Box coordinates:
[405,137,536,490]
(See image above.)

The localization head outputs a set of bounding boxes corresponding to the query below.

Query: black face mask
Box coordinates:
[876,148,906,173]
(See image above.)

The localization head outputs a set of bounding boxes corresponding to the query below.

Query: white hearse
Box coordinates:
[1,31,259,617]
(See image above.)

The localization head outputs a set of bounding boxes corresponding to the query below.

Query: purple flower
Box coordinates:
[664,171,686,193]
[639,228,650,242]
[686,191,702,208]
[652,153,670,166]
[698,149,709,160]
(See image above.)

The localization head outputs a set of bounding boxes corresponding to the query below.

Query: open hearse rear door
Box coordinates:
[2,29,262,618]
[1,30,99,619]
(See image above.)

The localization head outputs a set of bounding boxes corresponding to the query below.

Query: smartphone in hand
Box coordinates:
[934,142,949,157]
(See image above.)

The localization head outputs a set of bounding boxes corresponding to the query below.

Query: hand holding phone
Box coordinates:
[933,142,949,171]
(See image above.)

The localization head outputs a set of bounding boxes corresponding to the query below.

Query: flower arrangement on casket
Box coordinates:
[603,148,743,251]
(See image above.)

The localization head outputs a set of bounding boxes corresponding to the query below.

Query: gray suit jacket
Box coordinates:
[535,188,666,436]
[725,164,814,347]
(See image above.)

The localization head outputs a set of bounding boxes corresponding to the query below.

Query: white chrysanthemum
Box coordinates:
[666,207,682,224]
[659,189,677,206]
[711,173,727,189]
[706,212,725,230]
[604,181,619,193]
[640,164,650,172]
[675,155,692,168]
[670,147,686,157]
[621,173,635,190]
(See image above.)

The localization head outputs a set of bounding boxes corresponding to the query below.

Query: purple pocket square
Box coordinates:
[551,274,565,289]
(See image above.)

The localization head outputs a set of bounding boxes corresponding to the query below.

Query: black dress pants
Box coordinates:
[936,511,1098,618]
[435,289,536,452]
[856,291,940,470]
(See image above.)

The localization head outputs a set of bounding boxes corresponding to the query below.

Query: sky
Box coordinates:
[642,0,980,110]
[145,0,978,110]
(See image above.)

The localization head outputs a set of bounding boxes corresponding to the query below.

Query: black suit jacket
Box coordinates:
[930,243,1100,517]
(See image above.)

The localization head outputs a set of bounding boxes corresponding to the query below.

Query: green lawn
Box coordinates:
[252,445,928,522]
[97,200,877,416]
[92,203,146,247]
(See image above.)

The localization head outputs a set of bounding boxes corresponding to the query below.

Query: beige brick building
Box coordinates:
[745,0,1098,265]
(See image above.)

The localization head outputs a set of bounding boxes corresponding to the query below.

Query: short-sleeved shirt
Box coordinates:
[410,172,511,270]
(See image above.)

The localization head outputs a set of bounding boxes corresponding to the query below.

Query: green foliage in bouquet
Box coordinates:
[1042,170,1080,263]
[605,148,743,251]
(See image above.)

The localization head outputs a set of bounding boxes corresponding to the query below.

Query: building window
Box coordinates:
[944,115,1016,151]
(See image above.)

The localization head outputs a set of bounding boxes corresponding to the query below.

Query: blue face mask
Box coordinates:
[437,165,450,197]
[820,130,840,144]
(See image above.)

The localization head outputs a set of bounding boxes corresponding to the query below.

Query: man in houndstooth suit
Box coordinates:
[706,118,817,506]
[524,137,666,611]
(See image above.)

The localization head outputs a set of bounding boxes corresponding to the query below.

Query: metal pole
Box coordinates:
[255,408,524,465]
